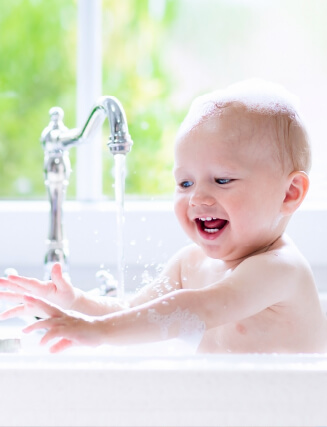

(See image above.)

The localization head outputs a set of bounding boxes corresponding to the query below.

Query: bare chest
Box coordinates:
[197,306,327,354]
[197,310,277,353]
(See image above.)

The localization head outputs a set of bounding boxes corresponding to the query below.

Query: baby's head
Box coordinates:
[174,80,311,261]
[177,79,311,175]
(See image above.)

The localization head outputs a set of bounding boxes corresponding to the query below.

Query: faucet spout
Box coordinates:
[42,96,133,155]
[100,96,133,155]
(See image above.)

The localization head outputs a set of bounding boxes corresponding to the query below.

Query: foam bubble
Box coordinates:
[147,307,206,348]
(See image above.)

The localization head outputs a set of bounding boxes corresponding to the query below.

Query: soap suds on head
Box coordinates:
[180,79,302,132]
[147,307,206,348]
[177,78,311,173]
[213,79,301,115]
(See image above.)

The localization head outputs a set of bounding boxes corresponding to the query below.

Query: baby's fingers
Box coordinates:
[0,277,49,299]
[23,319,73,353]
[8,276,55,296]
[0,304,25,320]
[50,338,74,353]
[1,295,56,320]
[23,295,63,318]
[0,291,24,304]
[0,291,27,320]
[23,317,57,334]
[40,326,72,349]
[0,278,26,293]
[39,322,66,345]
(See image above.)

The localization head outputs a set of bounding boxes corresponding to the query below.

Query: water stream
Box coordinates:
[114,154,126,300]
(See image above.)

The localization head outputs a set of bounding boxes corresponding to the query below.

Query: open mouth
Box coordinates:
[195,217,228,235]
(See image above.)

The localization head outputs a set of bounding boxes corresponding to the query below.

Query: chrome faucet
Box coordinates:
[41,96,133,280]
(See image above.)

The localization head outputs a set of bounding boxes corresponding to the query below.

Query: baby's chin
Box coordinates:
[200,244,257,264]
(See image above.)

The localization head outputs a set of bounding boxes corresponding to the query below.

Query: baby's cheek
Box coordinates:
[174,199,187,223]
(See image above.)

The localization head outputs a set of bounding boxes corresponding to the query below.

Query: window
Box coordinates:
[1,0,326,203]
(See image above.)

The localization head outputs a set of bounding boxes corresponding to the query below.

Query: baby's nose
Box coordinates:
[189,187,216,206]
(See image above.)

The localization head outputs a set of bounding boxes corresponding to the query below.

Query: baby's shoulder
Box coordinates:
[174,243,206,263]
[162,244,205,278]
[236,235,313,285]
[174,244,211,275]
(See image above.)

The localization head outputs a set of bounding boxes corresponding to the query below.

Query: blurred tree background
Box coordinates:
[0,0,183,199]
[0,0,76,198]
[101,0,183,197]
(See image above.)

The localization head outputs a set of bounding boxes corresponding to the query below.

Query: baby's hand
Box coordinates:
[23,295,104,353]
[0,263,79,319]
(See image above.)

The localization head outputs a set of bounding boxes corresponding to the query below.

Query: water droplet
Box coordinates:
[156,264,164,274]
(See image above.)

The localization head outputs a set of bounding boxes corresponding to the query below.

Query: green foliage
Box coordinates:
[101,0,182,197]
[0,0,183,199]
[0,0,77,198]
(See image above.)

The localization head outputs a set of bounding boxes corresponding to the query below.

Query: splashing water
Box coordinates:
[114,154,126,300]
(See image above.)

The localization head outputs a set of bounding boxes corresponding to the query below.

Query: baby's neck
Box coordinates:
[216,234,285,271]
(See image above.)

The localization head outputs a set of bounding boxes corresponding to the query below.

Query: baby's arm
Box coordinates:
[23,250,297,352]
[0,250,184,319]
[0,263,126,319]
[128,248,184,307]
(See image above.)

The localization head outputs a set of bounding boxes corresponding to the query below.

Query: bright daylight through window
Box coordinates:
[0,0,326,204]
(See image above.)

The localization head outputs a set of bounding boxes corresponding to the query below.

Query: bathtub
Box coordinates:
[0,315,327,427]
[0,297,326,426]
[0,200,327,426]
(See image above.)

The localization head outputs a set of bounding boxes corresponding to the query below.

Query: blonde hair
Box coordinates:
[178,79,311,173]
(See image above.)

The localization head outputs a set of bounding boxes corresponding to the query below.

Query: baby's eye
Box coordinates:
[180,180,193,188]
[215,178,233,185]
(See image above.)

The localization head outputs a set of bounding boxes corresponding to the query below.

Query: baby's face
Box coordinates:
[173,105,291,262]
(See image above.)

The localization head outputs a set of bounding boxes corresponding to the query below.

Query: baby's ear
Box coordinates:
[282,171,309,216]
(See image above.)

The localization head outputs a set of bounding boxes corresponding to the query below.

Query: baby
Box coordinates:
[1,79,326,353]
